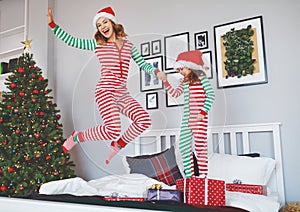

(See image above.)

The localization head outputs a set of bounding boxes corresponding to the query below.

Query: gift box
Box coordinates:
[147,188,182,202]
[226,183,267,195]
[176,177,225,206]
[103,197,145,202]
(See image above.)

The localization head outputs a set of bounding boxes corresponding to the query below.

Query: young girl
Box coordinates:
[47,6,162,164]
[159,50,215,178]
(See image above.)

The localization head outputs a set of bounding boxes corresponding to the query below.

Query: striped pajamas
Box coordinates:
[165,77,215,178]
[51,25,158,147]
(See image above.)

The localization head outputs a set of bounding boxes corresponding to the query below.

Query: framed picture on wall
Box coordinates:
[202,50,213,79]
[164,32,190,72]
[165,72,184,107]
[141,42,150,57]
[151,40,161,55]
[140,56,164,92]
[214,16,267,88]
[146,92,158,110]
[194,31,208,50]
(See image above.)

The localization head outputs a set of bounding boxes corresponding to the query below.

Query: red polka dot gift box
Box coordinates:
[226,183,267,195]
[176,177,225,206]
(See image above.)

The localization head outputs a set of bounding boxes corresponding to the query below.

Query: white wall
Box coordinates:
[22,0,300,203]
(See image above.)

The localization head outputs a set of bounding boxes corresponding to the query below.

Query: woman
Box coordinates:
[48,6,162,164]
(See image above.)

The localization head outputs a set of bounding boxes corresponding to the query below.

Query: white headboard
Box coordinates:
[133,122,285,206]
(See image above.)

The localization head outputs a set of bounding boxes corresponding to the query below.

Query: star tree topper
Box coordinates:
[21,36,32,51]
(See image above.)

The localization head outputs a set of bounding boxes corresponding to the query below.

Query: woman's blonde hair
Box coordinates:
[94,20,128,45]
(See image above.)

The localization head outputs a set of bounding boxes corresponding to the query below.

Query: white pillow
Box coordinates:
[208,153,276,185]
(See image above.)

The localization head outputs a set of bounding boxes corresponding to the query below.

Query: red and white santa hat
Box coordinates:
[93,6,117,28]
[173,50,209,71]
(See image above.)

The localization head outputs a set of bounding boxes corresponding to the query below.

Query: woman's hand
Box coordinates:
[47,7,54,24]
[157,71,167,82]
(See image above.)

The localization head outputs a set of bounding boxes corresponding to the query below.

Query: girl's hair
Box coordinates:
[94,20,128,45]
[182,69,206,83]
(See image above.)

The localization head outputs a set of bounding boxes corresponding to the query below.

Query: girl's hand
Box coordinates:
[197,114,205,121]
[157,71,167,82]
[47,7,54,24]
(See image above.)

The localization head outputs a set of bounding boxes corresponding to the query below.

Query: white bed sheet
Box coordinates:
[39,174,280,212]
[226,191,280,212]
[39,174,174,198]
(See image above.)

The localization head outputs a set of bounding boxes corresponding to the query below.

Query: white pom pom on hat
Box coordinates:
[173,50,209,71]
[93,6,117,29]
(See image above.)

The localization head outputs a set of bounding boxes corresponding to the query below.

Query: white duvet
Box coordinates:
[39,174,280,212]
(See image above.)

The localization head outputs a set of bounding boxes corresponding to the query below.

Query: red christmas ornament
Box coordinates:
[19,91,25,97]
[14,108,19,113]
[39,111,45,116]
[15,129,20,134]
[18,67,24,73]
[0,168,3,174]
[34,133,40,138]
[7,105,11,109]
[0,118,3,123]
[47,101,53,105]
[31,74,36,78]
[46,155,51,160]
[0,185,7,192]
[7,167,14,173]
[38,76,44,80]
[32,89,39,94]
[32,98,36,103]
[44,90,49,95]
[56,114,61,119]
[30,65,35,68]
[10,82,17,88]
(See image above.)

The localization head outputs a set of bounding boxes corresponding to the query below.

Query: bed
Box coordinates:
[0,122,285,212]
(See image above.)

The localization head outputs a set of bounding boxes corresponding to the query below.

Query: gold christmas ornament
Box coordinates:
[21,37,32,50]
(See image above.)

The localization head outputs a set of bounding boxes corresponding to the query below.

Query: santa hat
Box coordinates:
[173,50,209,72]
[93,6,117,29]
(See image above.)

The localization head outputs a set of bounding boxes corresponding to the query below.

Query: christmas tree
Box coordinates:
[0,43,75,197]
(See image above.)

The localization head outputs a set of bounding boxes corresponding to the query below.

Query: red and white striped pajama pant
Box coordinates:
[81,88,151,147]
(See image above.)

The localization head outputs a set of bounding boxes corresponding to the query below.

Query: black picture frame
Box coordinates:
[151,40,161,55]
[165,72,184,107]
[214,16,267,88]
[140,56,164,92]
[146,92,158,110]
[164,32,190,72]
[194,31,208,50]
[202,50,213,79]
[141,42,150,57]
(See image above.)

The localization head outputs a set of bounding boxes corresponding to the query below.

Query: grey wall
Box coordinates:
[25,0,300,204]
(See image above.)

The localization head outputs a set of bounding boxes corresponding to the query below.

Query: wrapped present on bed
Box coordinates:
[103,197,146,202]
[103,192,145,202]
[176,177,225,206]
[226,183,267,195]
[147,188,182,202]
